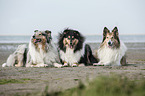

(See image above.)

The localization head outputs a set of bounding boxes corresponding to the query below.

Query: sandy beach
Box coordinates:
[0,43,145,96]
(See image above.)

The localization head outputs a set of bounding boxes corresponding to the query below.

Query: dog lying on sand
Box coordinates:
[2,30,60,67]
[93,27,127,66]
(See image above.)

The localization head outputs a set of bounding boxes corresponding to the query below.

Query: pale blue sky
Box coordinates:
[0,0,145,35]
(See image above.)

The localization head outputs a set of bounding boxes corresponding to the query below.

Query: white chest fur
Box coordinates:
[60,48,82,66]
[98,46,120,65]
[29,41,59,65]
[98,41,127,66]
[29,42,45,64]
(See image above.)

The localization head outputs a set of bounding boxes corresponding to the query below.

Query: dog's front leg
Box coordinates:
[93,62,104,66]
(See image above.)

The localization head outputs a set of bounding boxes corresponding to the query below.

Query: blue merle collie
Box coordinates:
[2,30,60,67]
[26,30,60,67]
[56,28,98,67]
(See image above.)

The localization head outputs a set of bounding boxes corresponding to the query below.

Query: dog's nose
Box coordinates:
[70,42,72,45]
[33,35,35,38]
[108,42,111,45]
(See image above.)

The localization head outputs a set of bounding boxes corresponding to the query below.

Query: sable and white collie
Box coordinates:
[56,28,98,67]
[26,30,60,67]
[94,27,127,66]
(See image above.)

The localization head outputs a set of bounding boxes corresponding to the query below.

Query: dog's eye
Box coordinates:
[107,37,109,38]
[39,34,42,36]
[68,36,70,39]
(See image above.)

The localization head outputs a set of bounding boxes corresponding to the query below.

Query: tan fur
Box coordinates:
[63,38,70,47]
[101,32,120,49]
[72,39,78,46]
[63,38,78,48]
[32,32,47,52]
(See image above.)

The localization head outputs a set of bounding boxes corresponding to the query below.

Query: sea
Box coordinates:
[0,35,145,43]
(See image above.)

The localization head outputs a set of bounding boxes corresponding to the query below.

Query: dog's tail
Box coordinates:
[83,44,98,66]
[2,63,7,67]
[2,54,15,67]
[2,44,27,67]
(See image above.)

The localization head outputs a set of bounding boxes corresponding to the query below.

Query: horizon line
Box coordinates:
[0,33,145,36]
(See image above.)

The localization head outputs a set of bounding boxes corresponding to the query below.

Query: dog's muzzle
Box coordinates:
[32,35,42,43]
[69,42,73,49]
[108,41,113,48]
[33,38,42,44]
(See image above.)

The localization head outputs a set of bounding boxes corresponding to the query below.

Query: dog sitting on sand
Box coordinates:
[93,27,127,66]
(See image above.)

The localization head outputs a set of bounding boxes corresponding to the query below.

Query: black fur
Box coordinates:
[80,44,98,66]
[58,28,85,53]
[45,30,52,44]
[23,47,27,67]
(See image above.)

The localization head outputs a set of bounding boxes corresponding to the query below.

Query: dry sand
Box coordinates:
[0,43,145,96]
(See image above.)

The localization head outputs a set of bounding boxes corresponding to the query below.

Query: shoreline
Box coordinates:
[0,42,145,66]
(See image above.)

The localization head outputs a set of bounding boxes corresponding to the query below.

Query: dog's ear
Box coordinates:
[45,30,51,35]
[45,30,52,43]
[34,30,38,32]
[112,27,119,36]
[102,27,109,42]
[103,27,110,37]
[112,27,120,47]
[63,29,69,35]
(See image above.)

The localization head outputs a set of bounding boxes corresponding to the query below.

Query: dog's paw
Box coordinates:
[36,64,48,67]
[15,64,20,67]
[43,64,48,67]
[53,63,63,68]
[31,63,48,67]
[93,63,104,66]
[72,64,78,67]
[15,63,22,67]
[63,63,68,67]
[27,65,35,67]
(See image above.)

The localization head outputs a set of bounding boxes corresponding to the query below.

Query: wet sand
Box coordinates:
[0,43,145,96]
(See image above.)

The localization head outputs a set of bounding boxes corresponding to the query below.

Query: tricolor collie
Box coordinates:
[57,28,97,67]
[94,27,127,66]
[26,30,60,67]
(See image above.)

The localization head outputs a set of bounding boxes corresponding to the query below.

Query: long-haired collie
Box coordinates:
[2,30,60,67]
[26,30,60,67]
[56,28,98,67]
[94,27,127,66]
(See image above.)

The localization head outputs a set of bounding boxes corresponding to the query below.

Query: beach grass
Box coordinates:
[43,75,145,96]
[0,78,32,85]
